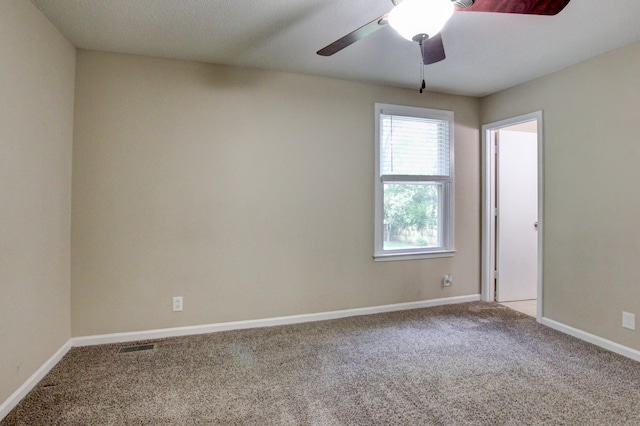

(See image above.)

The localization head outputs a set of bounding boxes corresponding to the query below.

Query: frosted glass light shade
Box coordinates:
[388,0,455,41]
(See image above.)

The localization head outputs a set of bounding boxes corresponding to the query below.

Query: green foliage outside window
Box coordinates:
[383,183,439,249]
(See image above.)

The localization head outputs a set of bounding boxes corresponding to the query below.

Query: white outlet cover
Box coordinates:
[443,275,452,287]
[173,296,183,312]
[622,312,635,330]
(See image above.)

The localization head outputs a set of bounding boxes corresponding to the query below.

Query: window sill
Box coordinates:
[373,250,456,262]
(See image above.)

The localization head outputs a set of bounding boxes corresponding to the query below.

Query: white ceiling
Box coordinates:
[30,0,640,97]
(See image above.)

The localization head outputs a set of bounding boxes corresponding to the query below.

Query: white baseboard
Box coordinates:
[72,294,481,347]
[541,317,640,363]
[1,294,480,420]
[0,340,71,421]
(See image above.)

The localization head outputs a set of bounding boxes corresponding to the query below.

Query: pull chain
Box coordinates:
[416,34,427,94]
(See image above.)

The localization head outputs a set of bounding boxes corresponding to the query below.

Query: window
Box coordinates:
[374,104,454,261]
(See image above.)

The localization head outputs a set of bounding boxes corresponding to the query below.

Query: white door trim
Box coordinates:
[481,111,544,322]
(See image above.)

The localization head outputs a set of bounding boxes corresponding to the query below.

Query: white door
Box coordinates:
[496,130,538,302]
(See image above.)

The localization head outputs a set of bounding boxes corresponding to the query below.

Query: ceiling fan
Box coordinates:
[317,0,572,74]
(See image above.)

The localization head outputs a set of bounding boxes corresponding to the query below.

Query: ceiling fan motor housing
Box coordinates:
[452,0,474,8]
[395,0,474,5]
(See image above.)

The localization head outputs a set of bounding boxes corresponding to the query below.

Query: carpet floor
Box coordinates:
[3,302,640,425]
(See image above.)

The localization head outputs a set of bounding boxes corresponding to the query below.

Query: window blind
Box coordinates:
[380,114,450,178]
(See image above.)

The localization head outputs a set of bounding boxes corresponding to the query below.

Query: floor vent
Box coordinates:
[117,343,157,354]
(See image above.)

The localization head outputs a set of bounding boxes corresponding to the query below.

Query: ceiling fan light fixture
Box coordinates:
[388,0,454,41]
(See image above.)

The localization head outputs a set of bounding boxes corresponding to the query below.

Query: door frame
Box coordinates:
[481,111,544,322]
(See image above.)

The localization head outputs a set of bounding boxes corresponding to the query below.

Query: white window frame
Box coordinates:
[374,103,455,261]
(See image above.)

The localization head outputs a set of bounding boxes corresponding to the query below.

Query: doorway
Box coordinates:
[481,112,543,322]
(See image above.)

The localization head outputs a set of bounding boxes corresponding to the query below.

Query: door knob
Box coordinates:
[534,221,539,229]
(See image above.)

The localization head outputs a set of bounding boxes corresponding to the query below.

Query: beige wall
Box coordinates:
[71,50,481,336]
[0,0,75,404]
[482,41,640,350]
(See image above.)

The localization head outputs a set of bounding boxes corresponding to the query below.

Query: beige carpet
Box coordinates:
[4,302,640,425]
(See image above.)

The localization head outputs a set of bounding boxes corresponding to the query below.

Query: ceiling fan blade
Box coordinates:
[458,0,571,15]
[422,34,446,65]
[317,14,388,56]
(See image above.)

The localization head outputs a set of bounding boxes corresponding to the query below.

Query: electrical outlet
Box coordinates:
[443,274,452,287]
[622,312,635,330]
[173,296,183,312]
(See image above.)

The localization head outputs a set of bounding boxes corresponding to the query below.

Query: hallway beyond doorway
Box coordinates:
[501,300,536,317]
